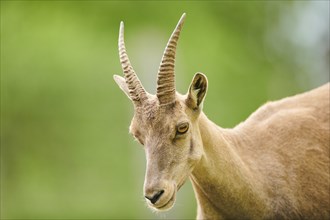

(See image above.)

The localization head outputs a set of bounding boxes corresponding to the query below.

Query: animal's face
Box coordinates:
[113,13,208,211]
[128,94,205,211]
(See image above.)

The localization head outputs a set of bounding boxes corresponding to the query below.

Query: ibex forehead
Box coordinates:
[132,99,186,128]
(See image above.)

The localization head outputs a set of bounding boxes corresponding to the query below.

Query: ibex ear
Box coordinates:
[186,73,208,110]
[113,75,131,100]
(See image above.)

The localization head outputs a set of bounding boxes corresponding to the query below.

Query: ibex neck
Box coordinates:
[190,113,267,219]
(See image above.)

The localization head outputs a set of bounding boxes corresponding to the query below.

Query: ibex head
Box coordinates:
[114,13,208,211]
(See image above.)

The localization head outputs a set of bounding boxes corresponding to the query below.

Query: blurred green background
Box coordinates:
[1,1,329,219]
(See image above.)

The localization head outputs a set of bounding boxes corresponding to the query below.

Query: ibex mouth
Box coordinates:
[151,188,176,211]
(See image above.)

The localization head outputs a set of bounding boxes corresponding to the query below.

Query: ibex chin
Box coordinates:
[113,13,330,219]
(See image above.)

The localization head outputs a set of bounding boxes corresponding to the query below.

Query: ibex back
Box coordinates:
[113,13,330,219]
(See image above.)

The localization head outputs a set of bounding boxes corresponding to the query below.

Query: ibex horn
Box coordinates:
[156,13,186,105]
[119,21,148,104]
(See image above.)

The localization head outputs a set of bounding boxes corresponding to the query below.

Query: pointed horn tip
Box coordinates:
[179,13,186,23]
[120,21,124,29]
[119,21,125,43]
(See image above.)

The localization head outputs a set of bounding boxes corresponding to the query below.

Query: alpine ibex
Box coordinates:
[113,13,330,219]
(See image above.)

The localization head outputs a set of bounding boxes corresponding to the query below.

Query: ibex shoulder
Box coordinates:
[239,83,329,130]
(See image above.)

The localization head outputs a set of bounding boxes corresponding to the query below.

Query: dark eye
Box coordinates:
[177,122,189,135]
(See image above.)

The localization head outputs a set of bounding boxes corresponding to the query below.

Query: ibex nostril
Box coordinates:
[145,190,165,204]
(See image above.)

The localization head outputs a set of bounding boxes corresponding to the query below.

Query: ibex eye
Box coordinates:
[177,122,189,135]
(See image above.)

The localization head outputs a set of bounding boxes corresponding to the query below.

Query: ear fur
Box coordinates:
[186,72,208,110]
[113,75,131,100]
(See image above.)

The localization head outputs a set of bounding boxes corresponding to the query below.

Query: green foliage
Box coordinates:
[1,1,328,219]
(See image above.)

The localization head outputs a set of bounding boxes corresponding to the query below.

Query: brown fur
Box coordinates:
[190,83,330,219]
[115,79,329,219]
[114,14,330,220]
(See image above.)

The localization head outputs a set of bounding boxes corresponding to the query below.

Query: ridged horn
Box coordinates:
[157,13,186,105]
[119,21,147,104]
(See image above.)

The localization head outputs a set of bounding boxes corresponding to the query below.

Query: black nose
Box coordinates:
[145,190,164,204]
